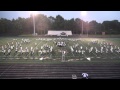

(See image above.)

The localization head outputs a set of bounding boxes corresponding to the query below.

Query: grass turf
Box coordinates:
[0,37,120,64]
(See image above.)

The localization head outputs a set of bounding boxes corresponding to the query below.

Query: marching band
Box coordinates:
[0,38,120,61]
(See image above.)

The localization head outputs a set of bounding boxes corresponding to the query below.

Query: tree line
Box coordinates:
[0,14,120,36]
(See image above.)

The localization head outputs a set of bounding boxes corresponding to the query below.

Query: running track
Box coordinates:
[0,62,120,79]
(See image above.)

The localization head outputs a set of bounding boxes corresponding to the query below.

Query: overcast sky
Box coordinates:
[0,11,120,23]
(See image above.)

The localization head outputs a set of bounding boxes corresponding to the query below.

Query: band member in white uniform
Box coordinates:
[82,73,89,79]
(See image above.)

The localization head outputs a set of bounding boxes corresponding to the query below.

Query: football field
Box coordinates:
[0,37,120,79]
[0,37,120,62]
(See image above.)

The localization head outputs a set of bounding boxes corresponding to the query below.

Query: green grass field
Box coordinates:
[0,37,120,64]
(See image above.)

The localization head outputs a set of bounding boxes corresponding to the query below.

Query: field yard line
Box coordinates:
[27,38,40,56]
[67,43,75,57]
[80,39,97,57]
[104,51,112,59]
[35,38,46,57]
[5,38,21,58]
[0,37,15,46]
[91,51,97,57]
[79,40,89,58]
[112,52,120,58]
[90,41,99,57]
[99,38,119,59]
[11,38,24,57]
[25,38,36,57]
[71,50,75,57]
[53,38,55,47]
[14,38,36,58]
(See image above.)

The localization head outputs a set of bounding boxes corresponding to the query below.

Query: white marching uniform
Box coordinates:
[70,47,74,52]
[15,48,18,53]
[110,46,113,52]
[8,49,10,53]
[82,73,88,79]
[2,49,6,55]
[2,46,4,51]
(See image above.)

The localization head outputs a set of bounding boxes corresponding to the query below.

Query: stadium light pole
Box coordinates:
[82,20,83,35]
[87,22,89,36]
[81,11,87,35]
[30,11,38,36]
